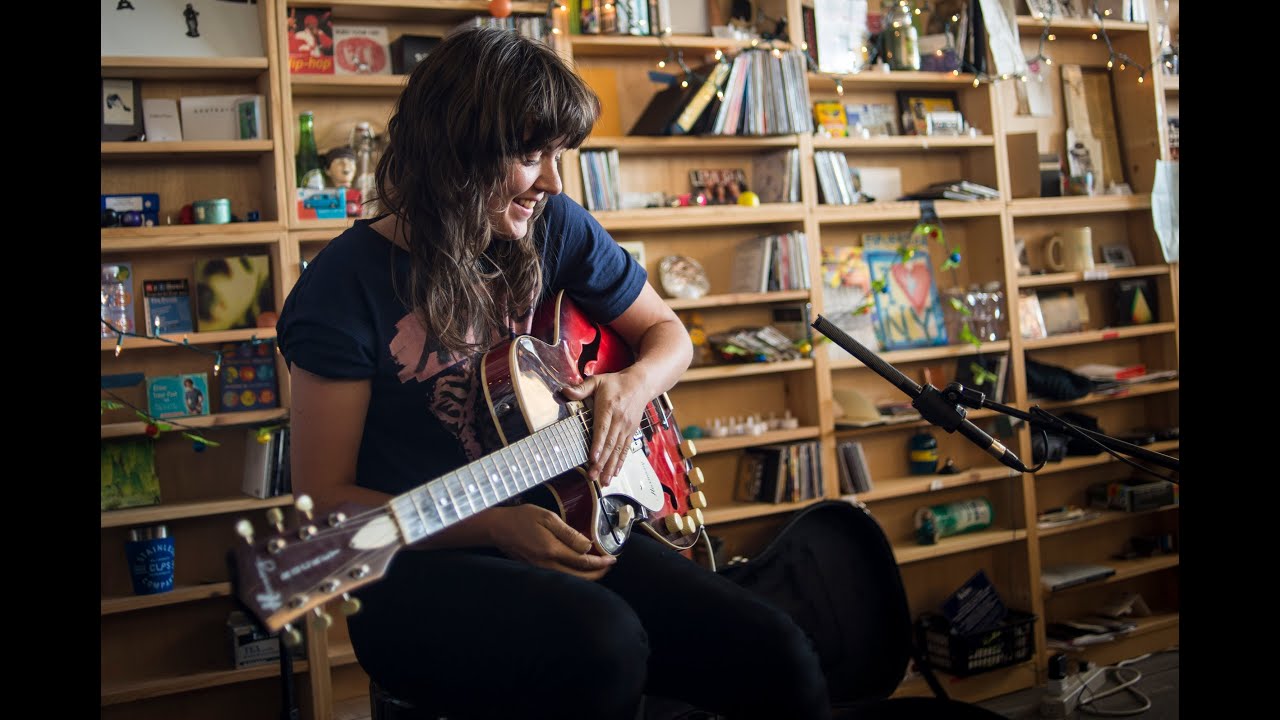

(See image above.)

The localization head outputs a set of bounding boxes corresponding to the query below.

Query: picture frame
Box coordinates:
[102,78,144,141]
[896,90,961,136]
[1101,244,1136,267]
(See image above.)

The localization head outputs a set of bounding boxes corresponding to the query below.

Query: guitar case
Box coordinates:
[713,499,1009,719]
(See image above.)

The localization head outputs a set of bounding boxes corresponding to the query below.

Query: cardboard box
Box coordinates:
[227,611,304,669]
[390,35,439,75]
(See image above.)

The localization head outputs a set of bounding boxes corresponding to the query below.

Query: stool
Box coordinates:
[369,680,445,720]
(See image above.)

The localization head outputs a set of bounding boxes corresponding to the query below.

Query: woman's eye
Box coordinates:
[522,154,542,167]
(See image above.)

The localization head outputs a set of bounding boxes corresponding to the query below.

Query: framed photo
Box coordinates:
[1101,244,1136,267]
[102,78,144,141]
[896,90,960,136]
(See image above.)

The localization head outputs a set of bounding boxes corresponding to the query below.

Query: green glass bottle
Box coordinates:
[296,111,326,190]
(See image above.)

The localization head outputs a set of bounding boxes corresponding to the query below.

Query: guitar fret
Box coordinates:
[486,453,514,501]
[467,464,495,509]
[426,480,461,526]
[406,488,441,541]
[517,436,538,491]
[444,473,475,518]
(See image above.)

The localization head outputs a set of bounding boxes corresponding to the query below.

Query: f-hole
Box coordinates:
[576,323,601,377]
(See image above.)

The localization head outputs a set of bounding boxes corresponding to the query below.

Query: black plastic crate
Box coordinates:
[916,609,1037,677]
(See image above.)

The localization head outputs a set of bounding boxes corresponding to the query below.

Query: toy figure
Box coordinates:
[183,3,200,38]
[324,146,361,217]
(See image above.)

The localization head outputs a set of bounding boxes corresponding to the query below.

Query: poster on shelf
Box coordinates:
[101,0,264,58]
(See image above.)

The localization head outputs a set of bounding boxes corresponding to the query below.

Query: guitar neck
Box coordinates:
[389,414,590,545]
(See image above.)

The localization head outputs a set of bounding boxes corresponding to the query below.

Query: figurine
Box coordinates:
[323,146,362,217]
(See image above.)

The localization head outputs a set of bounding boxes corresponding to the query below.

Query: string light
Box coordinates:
[101,389,227,450]
[101,318,271,376]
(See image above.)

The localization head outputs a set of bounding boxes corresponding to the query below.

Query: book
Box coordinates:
[845,102,899,137]
[142,279,194,336]
[142,98,182,142]
[219,340,281,412]
[751,148,798,204]
[671,61,732,135]
[179,95,266,141]
[1041,563,1116,591]
[1036,288,1085,335]
[147,373,211,419]
[101,439,162,511]
[863,233,948,350]
[242,427,279,499]
[813,100,849,137]
[287,7,335,74]
[332,25,392,75]
[194,255,276,332]
[690,168,748,205]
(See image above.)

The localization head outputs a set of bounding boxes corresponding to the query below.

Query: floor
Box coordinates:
[331,649,1179,719]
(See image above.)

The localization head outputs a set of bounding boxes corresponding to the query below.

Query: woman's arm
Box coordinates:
[562,282,693,484]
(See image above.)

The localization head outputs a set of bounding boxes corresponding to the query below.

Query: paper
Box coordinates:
[142,98,183,142]
[977,0,1030,78]
[1151,160,1179,262]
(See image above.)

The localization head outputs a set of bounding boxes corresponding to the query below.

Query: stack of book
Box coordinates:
[242,426,292,499]
[836,440,873,495]
[578,149,622,211]
[900,179,1000,202]
[814,151,865,205]
[728,231,811,294]
[735,440,823,504]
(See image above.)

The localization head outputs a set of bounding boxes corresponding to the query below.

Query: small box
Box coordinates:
[179,95,265,141]
[1039,153,1063,197]
[1087,479,1178,513]
[102,193,160,227]
[296,187,347,220]
[227,611,304,669]
[390,35,440,75]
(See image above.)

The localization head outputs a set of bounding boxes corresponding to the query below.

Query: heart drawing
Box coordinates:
[890,260,935,313]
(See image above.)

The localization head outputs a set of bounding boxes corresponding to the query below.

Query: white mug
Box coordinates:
[1044,227,1094,272]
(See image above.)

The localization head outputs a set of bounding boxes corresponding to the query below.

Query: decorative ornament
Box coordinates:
[736,190,761,207]
[489,0,513,19]
[145,423,160,438]
[183,3,200,38]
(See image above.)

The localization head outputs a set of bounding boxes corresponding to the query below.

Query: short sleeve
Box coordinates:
[276,240,379,380]
[540,194,647,324]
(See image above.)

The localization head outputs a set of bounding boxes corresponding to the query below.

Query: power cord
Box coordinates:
[1076,652,1165,716]
[699,526,717,572]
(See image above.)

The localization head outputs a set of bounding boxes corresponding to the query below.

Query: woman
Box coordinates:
[277,26,828,720]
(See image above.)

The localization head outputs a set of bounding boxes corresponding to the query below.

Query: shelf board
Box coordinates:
[101,224,285,252]
[1022,322,1176,350]
[666,289,810,311]
[283,1,548,22]
[1008,194,1151,217]
[102,408,289,439]
[681,358,813,382]
[581,135,799,154]
[571,34,790,57]
[101,56,268,79]
[1044,554,1180,596]
[836,407,1001,437]
[288,73,408,96]
[808,70,979,92]
[815,200,1003,224]
[592,203,805,231]
[690,426,820,455]
[101,140,275,157]
[101,659,308,706]
[894,528,1027,564]
[289,217,358,233]
[1163,75,1179,94]
[102,582,232,616]
[102,327,276,352]
[851,465,1020,503]
[813,135,995,151]
[1014,15,1149,38]
[1033,440,1178,476]
[1016,264,1171,288]
[1038,505,1179,539]
[102,495,295,528]
[329,642,358,668]
[1057,613,1180,666]
[1031,379,1179,411]
[703,497,827,525]
[830,340,1010,370]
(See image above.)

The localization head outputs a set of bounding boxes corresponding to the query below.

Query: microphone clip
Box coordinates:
[912,383,982,434]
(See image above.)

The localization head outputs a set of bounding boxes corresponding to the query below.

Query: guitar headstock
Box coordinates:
[227,495,402,637]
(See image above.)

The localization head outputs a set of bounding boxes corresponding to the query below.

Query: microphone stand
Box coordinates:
[810,316,1180,476]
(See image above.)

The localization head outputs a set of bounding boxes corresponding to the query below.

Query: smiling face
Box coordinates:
[487,145,564,241]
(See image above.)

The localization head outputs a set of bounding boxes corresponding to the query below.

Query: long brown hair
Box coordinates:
[374,26,599,356]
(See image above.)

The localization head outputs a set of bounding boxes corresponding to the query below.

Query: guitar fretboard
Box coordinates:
[390,414,591,545]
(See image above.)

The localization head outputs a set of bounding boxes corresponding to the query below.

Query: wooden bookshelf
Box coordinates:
[101,495,295,528]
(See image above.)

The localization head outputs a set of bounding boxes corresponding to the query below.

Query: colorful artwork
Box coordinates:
[101,439,161,511]
[819,245,880,355]
[864,234,948,350]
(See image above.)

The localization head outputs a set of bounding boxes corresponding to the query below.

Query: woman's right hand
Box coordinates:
[485,504,616,580]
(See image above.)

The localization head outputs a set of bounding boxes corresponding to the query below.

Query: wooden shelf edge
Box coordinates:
[102,495,295,528]
[690,426,821,455]
[831,341,1010,369]
[1033,440,1178,476]
[666,289,810,310]
[102,582,233,615]
[102,659,309,706]
[681,359,813,382]
[1009,194,1151,216]
[852,465,1020,503]
[703,497,826,525]
[102,328,277,352]
[1043,555,1180,596]
[1031,379,1179,411]
[894,529,1027,564]
[1038,505,1179,538]
[102,408,289,439]
[1016,264,1171,288]
[1022,322,1176,349]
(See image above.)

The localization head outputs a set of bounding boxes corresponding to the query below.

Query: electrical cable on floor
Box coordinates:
[1076,653,1156,716]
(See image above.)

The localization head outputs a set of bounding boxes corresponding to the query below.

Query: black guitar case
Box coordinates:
[716,500,1008,719]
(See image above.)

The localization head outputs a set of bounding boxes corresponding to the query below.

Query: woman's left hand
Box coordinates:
[560,369,650,486]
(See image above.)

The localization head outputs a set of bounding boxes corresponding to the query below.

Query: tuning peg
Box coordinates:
[340,593,362,617]
[235,519,254,544]
[313,607,333,629]
[679,438,698,459]
[328,511,347,527]
[687,508,704,529]
[281,624,304,649]
[267,507,285,533]
[295,494,314,522]
[684,510,702,533]
[664,513,685,534]
[688,466,705,487]
[615,504,635,529]
[689,491,708,509]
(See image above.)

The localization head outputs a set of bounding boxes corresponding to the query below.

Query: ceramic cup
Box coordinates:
[1044,227,1094,272]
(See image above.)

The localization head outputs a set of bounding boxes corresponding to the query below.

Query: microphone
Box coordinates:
[810,315,1032,474]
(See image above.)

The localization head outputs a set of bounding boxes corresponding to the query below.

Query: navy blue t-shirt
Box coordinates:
[277,193,646,496]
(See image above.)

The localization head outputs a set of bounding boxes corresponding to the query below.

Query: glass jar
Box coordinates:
[884,2,921,72]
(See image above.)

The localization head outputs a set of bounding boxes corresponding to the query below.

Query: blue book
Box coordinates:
[147,373,210,419]
[142,278,194,336]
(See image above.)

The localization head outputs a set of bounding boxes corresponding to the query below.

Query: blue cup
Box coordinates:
[126,527,175,595]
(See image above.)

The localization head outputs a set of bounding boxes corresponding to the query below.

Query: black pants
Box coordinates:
[348,533,831,720]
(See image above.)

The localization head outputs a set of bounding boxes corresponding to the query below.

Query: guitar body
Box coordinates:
[481,291,700,553]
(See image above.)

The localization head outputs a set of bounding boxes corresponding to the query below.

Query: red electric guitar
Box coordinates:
[228,291,706,635]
